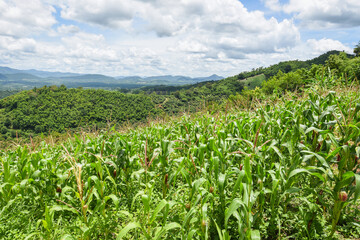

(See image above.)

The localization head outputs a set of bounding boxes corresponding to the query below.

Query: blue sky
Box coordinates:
[0,0,359,77]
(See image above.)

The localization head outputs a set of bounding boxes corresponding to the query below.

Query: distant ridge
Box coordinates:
[0,66,223,90]
[0,66,80,78]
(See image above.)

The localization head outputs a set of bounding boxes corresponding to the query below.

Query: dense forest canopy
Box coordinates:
[0,86,157,137]
[0,90,20,100]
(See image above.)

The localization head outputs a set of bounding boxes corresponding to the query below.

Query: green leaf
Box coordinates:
[244,156,252,183]
[105,194,119,208]
[271,146,284,160]
[50,205,78,215]
[183,207,196,228]
[305,127,328,135]
[288,168,325,183]
[225,198,245,228]
[288,169,310,179]
[213,219,224,240]
[354,174,360,203]
[334,171,355,192]
[186,229,197,240]
[191,178,207,199]
[116,222,141,240]
[251,229,261,240]
[131,190,144,210]
[150,199,168,223]
[285,187,301,194]
[24,232,40,240]
[59,234,76,240]
[154,222,181,240]
[218,173,226,195]
[301,150,329,168]
[326,147,342,162]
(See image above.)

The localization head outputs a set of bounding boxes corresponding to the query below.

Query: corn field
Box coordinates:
[1,83,360,239]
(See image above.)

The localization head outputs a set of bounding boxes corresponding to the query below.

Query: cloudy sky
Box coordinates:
[0,0,359,77]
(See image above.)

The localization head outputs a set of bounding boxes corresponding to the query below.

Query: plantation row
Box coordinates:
[0,80,359,239]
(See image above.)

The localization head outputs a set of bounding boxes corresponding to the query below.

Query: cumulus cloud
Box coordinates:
[0,0,356,77]
[0,36,37,53]
[59,0,300,54]
[305,38,352,54]
[170,40,209,54]
[264,0,360,29]
[57,24,80,35]
[234,37,352,76]
[60,0,137,29]
[0,0,56,37]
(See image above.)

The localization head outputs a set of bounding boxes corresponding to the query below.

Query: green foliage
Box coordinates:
[0,126,7,134]
[236,50,348,80]
[1,52,359,144]
[0,90,20,99]
[1,75,360,239]
[261,70,305,94]
[139,76,245,101]
[325,52,360,82]
[354,41,360,57]
[0,86,157,136]
[240,74,266,89]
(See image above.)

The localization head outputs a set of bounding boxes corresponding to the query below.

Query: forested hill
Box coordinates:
[0,86,160,137]
[237,50,352,79]
[0,90,20,100]
[133,50,349,95]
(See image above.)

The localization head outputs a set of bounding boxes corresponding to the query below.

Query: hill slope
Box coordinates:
[0,51,358,139]
[0,86,158,135]
[0,75,359,239]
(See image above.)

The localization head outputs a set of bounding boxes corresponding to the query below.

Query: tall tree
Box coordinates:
[354,41,360,56]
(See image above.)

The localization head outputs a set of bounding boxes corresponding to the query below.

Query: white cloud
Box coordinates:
[0,36,37,53]
[51,0,302,77]
[232,38,352,76]
[59,0,300,50]
[169,40,209,54]
[262,0,282,11]
[305,38,352,54]
[0,0,356,78]
[57,24,80,34]
[60,0,137,29]
[265,0,360,29]
[0,0,56,37]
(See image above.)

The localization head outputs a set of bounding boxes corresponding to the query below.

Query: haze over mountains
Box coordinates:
[0,66,223,90]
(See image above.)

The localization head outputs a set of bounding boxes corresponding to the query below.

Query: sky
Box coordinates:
[0,0,359,77]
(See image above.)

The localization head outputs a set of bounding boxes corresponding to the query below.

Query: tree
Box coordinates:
[354,41,360,57]
[4,118,11,128]
[1,126,7,134]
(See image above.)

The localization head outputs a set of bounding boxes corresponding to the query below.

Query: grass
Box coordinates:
[240,74,266,89]
[0,76,360,239]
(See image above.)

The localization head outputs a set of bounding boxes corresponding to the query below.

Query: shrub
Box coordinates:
[1,126,7,134]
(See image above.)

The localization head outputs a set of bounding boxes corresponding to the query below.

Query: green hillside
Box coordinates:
[0,90,20,100]
[0,86,157,137]
[134,50,350,96]
[0,51,359,141]
[0,66,359,239]
[237,50,353,80]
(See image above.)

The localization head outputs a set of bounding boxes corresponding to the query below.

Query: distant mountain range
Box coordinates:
[0,66,223,90]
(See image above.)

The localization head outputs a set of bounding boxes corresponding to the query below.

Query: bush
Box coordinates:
[1,126,7,134]
[34,125,43,133]
[262,70,304,94]
[10,129,17,138]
